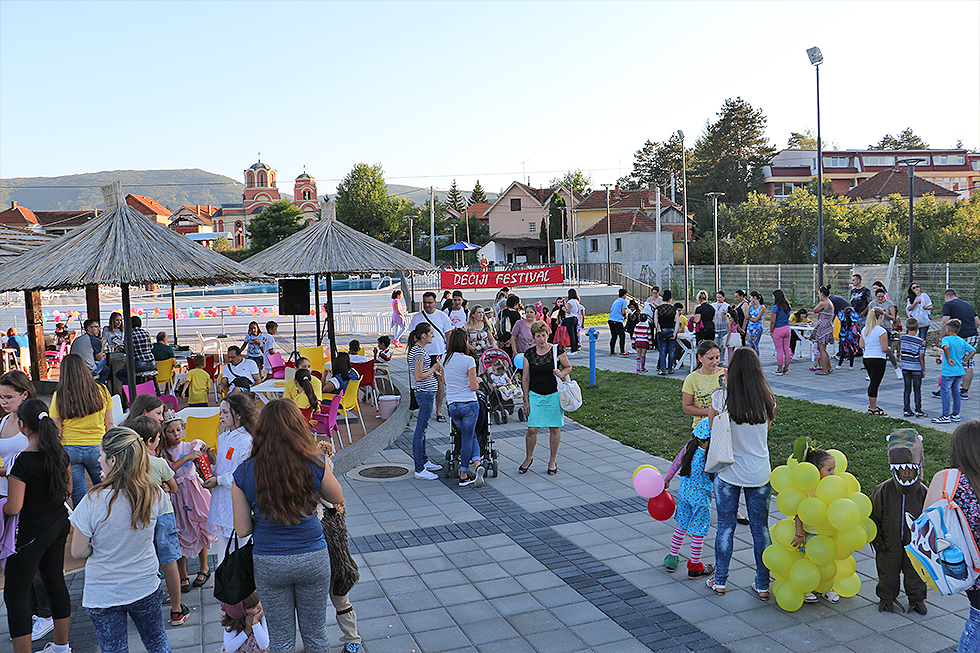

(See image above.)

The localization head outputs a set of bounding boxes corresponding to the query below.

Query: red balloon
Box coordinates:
[647,493,676,521]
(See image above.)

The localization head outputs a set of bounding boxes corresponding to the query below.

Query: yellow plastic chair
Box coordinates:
[156,358,175,394]
[299,346,326,374]
[324,378,364,443]
[185,413,221,452]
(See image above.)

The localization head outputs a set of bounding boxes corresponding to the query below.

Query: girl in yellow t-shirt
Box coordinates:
[284,365,322,417]
[682,341,727,428]
[49,354,112,506]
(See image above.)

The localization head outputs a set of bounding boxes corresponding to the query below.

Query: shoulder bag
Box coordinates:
[213,535,254,604]
[704,388,734,474]
[552,344,582,412]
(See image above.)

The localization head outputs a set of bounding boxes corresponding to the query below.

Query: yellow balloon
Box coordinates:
[861,517,878,543]
[776,488,807,517]
[789,558,820,594]
[836,539,851,560]
[786,454,799,468]
[827,498,860,532]
[834,572,862,598]
[838,525,868,552]
[770,465,793,493]
[816,578,835,594]
[804,535,837,566]
[815,475,848,504]
[773,578,785,595]
[814,520,838,537]
[770,518,798,548]
[775,583,805,612]
[827,449,848,475]
[763,544,795,577]
[840,471,861,494]
[836,555,856,579]
[791,462,821,492]
[819,561,838,582]
[798,497,828,527]
[633,464,658,480]
[849,492,873,520]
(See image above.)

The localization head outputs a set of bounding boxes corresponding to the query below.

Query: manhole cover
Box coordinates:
[358,465,410,479]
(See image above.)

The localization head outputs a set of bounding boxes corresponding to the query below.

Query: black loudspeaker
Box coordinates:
[278,279,310,316]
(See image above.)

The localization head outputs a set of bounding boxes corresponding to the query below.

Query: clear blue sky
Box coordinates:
[1,0,977,197]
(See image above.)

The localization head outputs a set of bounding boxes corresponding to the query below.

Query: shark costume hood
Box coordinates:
[886,428,924,486]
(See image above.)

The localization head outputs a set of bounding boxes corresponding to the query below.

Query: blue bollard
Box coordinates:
[588,327,598,387]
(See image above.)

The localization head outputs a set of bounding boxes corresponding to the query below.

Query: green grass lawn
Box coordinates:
[568,367,951,489]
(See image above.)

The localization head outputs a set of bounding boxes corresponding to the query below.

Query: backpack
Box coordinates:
[905,469,980,595]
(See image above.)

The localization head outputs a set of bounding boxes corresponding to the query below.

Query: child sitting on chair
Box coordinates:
[489,360,520,400]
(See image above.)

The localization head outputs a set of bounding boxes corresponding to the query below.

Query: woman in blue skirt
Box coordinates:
[519,321,572,476]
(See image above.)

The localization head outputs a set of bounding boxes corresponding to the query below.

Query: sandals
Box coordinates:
[868,407,887,416]
[547,465,558,475]
[435,415,447,423]
[192,570,211,588]
[705,576,725,595]
[518,458,533,474]
[752,582,770,601]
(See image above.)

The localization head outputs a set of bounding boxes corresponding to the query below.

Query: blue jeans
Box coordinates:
[86,586,171,653]
[65,444,102,507]
[918,325,929,342]
[941,374,963,416]
[94,358,110,385]
[412,390,435,473]
[657,329,675,371]
[714,477,772,589]
[961,605,980,652]
[448,400,480,473]
[747,329,763,353]
[392,322,406,342]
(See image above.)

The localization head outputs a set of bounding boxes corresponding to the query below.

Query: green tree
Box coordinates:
[446,179,465,213]
[469,180,488,204]
[689,97,776,207]
[212,235,232,252]
[335,163,397,240]
[549,169,594,196]
[246,199,303,253]
[617,135,687,195]
[869,128,929,150]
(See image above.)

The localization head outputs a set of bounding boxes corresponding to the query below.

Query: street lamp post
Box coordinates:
[898,157,926,283]
[807,46,825,288]
[405,215,415,258]
[706,192,724,293]
[678,130,690,308]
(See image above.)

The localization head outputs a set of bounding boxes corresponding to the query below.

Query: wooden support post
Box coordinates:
[25,291,48,381]
[85,284,101,323]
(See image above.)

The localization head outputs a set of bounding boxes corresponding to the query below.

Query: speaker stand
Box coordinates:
[288,314,299,362]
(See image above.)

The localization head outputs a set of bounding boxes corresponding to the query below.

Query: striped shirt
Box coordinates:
[899,334,926,371]
[409,345,438,392]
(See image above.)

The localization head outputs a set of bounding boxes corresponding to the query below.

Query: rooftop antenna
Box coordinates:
[521,159,530,184]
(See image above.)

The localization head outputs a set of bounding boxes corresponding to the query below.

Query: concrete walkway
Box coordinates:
[2,331,969,653]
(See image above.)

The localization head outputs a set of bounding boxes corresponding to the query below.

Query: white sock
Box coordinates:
[50,644,70,653]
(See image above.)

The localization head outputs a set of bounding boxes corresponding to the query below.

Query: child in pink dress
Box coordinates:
[162,409,216,590]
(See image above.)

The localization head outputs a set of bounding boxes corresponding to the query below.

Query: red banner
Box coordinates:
[441,265,565,289]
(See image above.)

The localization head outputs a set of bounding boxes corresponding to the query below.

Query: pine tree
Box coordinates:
[869,128,929,150]
[616,135,686,196]
[469,180,488,204]
[446,179,466,214]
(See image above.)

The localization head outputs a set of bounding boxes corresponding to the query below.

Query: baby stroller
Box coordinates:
[444,389,498,478]
[479,348,526,424]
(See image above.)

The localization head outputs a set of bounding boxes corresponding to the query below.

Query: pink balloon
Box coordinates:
[633,467,665,499]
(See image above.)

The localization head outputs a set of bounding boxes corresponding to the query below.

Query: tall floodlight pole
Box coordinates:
[807,46,825,288]
[430,186,436,265]
[706,192,724,292]
[406,215,415,258]
[898,158,926,283]
[602,183,612,283]
[678,130,689,308]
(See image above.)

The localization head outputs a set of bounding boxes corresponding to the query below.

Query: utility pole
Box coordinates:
[655,186,661,288]
[678,130,690,310]
[430,186,435,265]
[602,183,612,283]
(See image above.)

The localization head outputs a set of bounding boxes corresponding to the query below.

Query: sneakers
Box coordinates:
[933,390,942,398]
[903,410,915,417]
[344,644,361,653]
[415,470,439,480]
[664,554,679,572]
[688,562,714,579]
[423,461,443,472]
[170,604,190,626]
[933,415,952,424]
[962,388,970,399]
[40,644,71,653]
[817,590,841,603]
[458,476,476,487]
[915,410,928,418]
[952,414,962,422]
[32,615,55,640]
[474,465,486,488]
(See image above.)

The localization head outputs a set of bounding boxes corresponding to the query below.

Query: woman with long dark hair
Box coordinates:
[70,426,171,653]
[565,288,583,354]
[285,367,322,419]
[408,323,443,480]
[443,329,484,487]
[4,399,72,653]
[860,306,891,416]
[810,285,835,375]
[905,283,933,341]
[770,289,793,375]
[51,353,113,506]
[323,352,359,396]
[232,400,344,653]
[705,347,775,601]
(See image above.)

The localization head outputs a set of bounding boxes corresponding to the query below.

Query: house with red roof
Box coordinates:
[575,207,682,282]
[0,201,100,236]
[843,168,959,206]
[126,193,172,225]
[0,201,41,231]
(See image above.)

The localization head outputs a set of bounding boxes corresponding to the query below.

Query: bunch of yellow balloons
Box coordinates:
[764,449,876,611]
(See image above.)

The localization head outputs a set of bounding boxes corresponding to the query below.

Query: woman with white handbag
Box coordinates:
[518,321,572,476]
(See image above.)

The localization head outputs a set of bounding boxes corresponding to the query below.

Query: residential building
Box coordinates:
[843,168,959,206]
[761,148,980,200]
[0,201,101,236]
[572,209,674,282]
[170,205,219,234]
[126,193,172,224]
[477,237,550,266]
[485,182,584,240]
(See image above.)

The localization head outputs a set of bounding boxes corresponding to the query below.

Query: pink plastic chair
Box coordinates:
[311,395,344,448]
[266,352,286,379]
[159,394,179,412]
[121,380,157,404]
[45,340,68,368]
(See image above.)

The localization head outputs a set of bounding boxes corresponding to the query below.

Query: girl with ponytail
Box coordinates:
[3,399,72,653]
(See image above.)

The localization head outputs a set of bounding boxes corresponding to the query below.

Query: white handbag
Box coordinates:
[552,344,582,412]
[704,388,734,474]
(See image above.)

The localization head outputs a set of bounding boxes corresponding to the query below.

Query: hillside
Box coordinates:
[0,169,243,211]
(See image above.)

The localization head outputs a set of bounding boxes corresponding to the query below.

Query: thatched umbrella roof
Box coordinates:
[244,212,437,355]
[244,214,438,276]
[0,225,57,262]
[0,203,266,292]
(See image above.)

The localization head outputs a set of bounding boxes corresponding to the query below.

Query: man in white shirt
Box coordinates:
[408,291,453,422]
[445,291,468,329]
[219,345,261,395]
